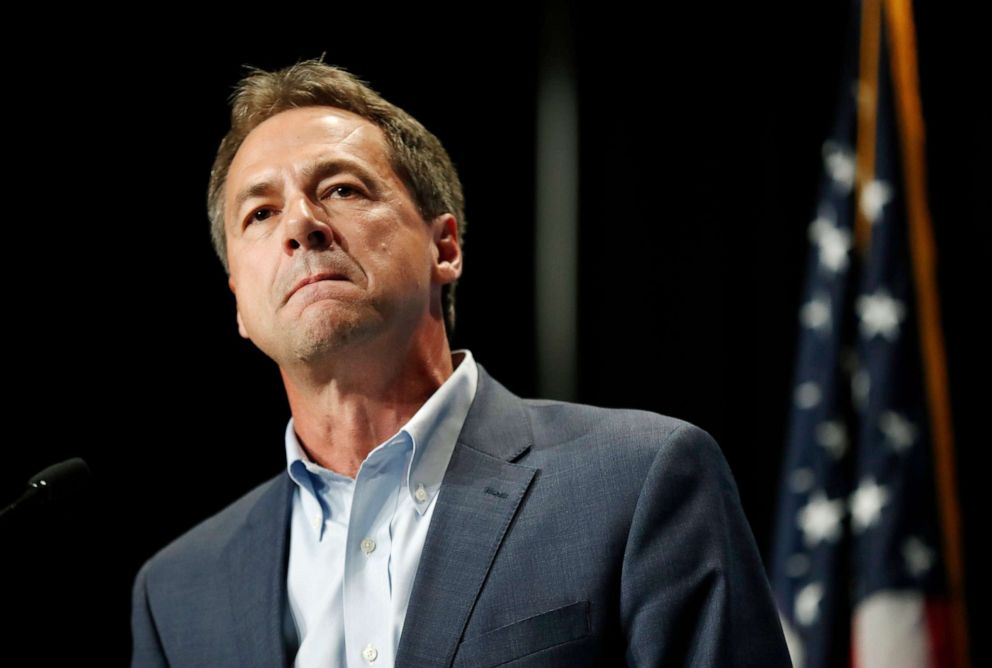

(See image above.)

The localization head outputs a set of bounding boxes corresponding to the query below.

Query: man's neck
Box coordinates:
[280,335,457,479]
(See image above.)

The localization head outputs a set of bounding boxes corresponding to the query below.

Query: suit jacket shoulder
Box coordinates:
[138,471,289,587]
[522,395,714,468]
[132,471,293,666]
[433,367,790,667]
[504,393,728,522]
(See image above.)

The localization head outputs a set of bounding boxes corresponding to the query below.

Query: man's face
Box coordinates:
[223,106,458,366]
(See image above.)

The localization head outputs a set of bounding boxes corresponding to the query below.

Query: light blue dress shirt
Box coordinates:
[284,350,478,668]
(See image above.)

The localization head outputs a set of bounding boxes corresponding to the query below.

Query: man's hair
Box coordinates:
[207,58,466,335]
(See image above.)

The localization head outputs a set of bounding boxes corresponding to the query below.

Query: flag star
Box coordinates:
[789,467,816,494]
[809,216,852,273]
[902,536,936,578]
[800,292,832,333]
[795,582,824,626]
[878,410,917,452]
[859,179,893,224]
[795,382,822,409]
[815,420,848,460]
[822,141,855,192]
[849,477,889,532]
[798,491,845,547]
[856,288,906,340]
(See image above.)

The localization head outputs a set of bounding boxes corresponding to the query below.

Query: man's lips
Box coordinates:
[285,272,350,304]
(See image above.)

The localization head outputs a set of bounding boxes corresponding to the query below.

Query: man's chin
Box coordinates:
[287,317,377,364]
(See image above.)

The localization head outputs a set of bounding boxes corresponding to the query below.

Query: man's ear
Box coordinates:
[431,213,462,285]
[236,309,249,339]
[229,276,250,339]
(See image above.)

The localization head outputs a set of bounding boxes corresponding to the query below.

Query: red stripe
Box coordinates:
[925,598,956,667]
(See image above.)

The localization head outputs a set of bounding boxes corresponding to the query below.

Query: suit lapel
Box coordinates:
[396,365,536,668]
[222,472,294,668]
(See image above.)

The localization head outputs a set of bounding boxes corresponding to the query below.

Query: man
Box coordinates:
[131,59,791,667]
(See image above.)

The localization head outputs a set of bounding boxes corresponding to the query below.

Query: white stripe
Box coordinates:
[854,590,931,668]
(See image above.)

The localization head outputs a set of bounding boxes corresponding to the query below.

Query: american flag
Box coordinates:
[769,1,969,666]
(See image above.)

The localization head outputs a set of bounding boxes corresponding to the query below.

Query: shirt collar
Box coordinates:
[284,349,478,515]
[402,349,477,513]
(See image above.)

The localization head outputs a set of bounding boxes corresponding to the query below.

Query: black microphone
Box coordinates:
[0,458,91,529]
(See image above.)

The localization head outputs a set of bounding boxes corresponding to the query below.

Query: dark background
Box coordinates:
[2,3,984,664]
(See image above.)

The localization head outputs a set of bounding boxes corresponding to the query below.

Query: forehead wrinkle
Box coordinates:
[334,123,366,147]
[330,123,396,183]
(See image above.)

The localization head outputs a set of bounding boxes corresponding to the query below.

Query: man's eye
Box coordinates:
[247,208,273,225]
[323,185,358,199]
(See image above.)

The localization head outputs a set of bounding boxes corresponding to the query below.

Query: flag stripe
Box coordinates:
[853,591,929,668]
[924,598,954,667]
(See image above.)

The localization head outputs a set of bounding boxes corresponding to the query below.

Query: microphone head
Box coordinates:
[28,457,91,506]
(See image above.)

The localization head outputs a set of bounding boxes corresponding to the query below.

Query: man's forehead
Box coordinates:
[224,106,391,214]
[233,106,384,167]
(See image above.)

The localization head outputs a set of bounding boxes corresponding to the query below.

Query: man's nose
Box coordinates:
[283,194,337,252]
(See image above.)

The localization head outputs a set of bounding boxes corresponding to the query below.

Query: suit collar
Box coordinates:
[456,361,534,462]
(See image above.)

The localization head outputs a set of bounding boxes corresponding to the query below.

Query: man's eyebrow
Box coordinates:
[231,158,381,217]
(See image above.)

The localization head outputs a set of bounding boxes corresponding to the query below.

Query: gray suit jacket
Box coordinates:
[131,363,791,666]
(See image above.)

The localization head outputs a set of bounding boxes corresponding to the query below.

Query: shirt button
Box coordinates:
[414,483,429,503]
[312,514,321,530]
[362,644,378,662]
[361,537,376,555]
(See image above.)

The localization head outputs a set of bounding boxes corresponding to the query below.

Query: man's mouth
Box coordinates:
[285,272,349,304]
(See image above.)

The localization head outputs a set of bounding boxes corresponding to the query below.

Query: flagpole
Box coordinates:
[883,1,971,665]
[854,0,883,259]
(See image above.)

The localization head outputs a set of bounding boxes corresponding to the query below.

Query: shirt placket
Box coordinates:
[343,440,406,667]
